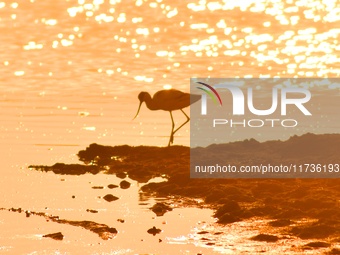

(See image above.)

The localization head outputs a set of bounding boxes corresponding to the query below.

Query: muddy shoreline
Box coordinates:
[28,133,340,244]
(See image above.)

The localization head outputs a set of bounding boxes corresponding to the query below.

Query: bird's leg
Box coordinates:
[168,111,175,146]
[172,109,190,136]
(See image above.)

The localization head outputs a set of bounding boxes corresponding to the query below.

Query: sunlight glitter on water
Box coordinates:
[2,0,338,97]
[183,218,333,254]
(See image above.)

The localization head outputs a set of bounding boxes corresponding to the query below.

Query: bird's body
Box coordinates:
[140,89,199,111]
[133,89,200,146]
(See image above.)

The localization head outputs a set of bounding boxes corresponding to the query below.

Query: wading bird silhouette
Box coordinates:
[133,89,200,146]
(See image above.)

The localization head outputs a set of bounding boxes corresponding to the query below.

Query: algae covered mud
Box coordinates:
[15,133,340,254]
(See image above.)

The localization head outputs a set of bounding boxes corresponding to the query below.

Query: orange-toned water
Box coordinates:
[0,0,339,254]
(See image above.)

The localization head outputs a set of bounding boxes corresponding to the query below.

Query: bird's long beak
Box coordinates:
[132,101,143,120]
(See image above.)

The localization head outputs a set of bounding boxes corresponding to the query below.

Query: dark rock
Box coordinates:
[197,231,209,234]
[303,241,330,248]
[92,186,104,189]
[291,224,337,239]
[120,180,131,189]
[287,187,309,198]
[200,238,210,241]
[293,198,336,211]
[86,209,98,213]
[214,200,241,218]
[150,202,172,216]
[43,232,64,241]
[252,182,285,196]
[217,213,241,224]
[10,208,22,213]
[269,219,292,227]
[107,227,118,234]
[327,248,340,254]
[29,163,101,175]
[147,226,161,236]
[180,186,206,196]
[251,234,279,242]
[108,184,118,189]
[116,172,127,179]
[239,210,254,219]
[316,208,340,220]
[275,209,304,219]
[117,219,125,223]
[127,169,153,183]
[205,186,243,203]
[249,205,278,217]
[205,192,223,203]
[103,194,119,202]
[155,183,177,195]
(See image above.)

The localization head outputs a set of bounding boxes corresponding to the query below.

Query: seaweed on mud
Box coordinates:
[27,133,340,240]
[303,241,331,249]
[251,234,279,242]
[268,219,293,227]
[29,163,102,175]
[150,202,173,216]
[326,248,340,255]
[1,207,117,240]
[291,223,338,239]
[43,232,64,240]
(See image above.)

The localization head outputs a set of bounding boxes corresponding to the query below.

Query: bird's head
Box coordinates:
[133,92,148,120]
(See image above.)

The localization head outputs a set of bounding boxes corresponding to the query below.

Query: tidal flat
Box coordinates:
[17,133,340,254]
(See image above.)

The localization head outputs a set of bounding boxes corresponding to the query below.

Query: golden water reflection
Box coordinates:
[1,0,338,93]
